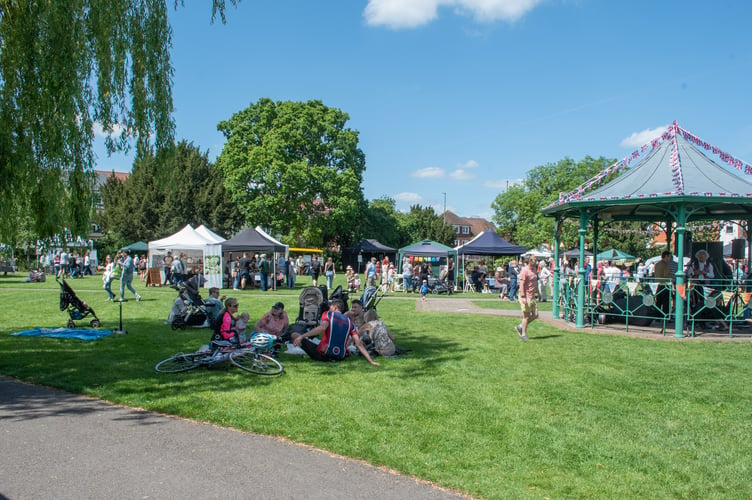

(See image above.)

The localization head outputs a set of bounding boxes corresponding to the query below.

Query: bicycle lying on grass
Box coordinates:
[154,332,284,375]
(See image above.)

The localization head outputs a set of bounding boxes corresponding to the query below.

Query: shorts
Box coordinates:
[519,297,537,316]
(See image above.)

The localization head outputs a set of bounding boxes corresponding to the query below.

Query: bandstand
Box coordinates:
[543,122,752,338]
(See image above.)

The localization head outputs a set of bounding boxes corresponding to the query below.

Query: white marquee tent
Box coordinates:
[148,225,224,288]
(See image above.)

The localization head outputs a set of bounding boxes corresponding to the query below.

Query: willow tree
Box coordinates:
[0,0,235,244]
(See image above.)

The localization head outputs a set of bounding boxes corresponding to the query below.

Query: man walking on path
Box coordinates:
[119,249,142,302]
[515,256,538,340]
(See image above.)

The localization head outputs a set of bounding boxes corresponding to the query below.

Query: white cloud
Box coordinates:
[92,121,126,137]
[454,0,543,23]
[456,159,479,168]
[412,166,446,178]
[364,0,440,29]
[364,0,542,29]
[620,125,669,148]
[393,192,424,203]
[483,178,522,189]
[450,169,476,180]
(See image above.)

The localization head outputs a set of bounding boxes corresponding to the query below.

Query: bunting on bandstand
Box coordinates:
[547,121,752,208]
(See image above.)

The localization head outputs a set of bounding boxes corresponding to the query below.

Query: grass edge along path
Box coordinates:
[1,275,751,498]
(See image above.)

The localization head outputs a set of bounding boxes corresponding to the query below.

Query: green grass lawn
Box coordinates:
[1,273,751,498]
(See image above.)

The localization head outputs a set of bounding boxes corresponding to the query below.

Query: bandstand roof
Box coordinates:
[543,122,752,221]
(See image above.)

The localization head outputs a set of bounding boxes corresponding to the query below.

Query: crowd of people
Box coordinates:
[201,293,397,366]
[100,249,142,302]
[226,252,299,291]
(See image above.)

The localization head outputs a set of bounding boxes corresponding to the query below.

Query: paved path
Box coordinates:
[412,295,752,340]
[0,377,468,499]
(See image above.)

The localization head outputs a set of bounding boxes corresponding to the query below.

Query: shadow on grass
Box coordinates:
[0,316,287,405]
[527,334,563,340]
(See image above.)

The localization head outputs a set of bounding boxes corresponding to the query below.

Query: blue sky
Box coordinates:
[95,0,752,221]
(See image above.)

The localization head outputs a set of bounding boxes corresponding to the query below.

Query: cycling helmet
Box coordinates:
[250,332,275,349]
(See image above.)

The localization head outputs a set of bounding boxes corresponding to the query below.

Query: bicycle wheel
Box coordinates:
[154,352,206,373]
[230,350,284,375]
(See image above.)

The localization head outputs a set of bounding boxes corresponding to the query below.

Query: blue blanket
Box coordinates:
[11,328,113,341]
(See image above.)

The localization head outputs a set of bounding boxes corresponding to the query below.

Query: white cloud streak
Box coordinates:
[92,121,126,137]
[450,169,476,180]
[620,125,669,148]
[456,159,479,168]
[412,166,446,178]
[364,0,542,29]
[393,192,424,203]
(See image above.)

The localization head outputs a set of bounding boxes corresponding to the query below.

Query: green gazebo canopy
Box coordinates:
[121,241,148,252]
[596,248,634,261]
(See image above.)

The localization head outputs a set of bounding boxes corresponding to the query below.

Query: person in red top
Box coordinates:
[291,299,379,366]
[515,256,539,340]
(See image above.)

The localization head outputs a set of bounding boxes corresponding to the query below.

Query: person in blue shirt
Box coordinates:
[420,279,429,301]
[366,257,377,288]
[118,250,142,302]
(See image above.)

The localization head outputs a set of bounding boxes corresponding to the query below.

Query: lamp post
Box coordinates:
[442,192,447,224]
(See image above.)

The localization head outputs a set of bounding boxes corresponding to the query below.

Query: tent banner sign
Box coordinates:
[204,244,222,289]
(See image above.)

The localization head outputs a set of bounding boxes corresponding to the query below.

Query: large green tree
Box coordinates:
[216,98,367,248]
[0,0,236,244]
[100,140,242,247]
[357,197,409,248]
[400,205,456,247]
[491,156,654,251]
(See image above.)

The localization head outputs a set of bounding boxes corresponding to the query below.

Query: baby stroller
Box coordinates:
[57,278,100,328]
[285,285,350,339]
[294,286,327,327]
[360,285,385,312]
[171,275,208,330]
[430,278,454,295]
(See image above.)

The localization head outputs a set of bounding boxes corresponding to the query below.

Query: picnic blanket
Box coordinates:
[11,328,113,341]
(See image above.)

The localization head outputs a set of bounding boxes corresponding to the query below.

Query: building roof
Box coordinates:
[93,170,129,188]
[443,211,495,235]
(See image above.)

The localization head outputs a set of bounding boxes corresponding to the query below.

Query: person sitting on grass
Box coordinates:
[211,297,241,346]
[358,309,397,357]
[291,299,379,366]
[344,299,365,329]
[203,287,226,327]
[235,312,250,343]
[254,302,289,338]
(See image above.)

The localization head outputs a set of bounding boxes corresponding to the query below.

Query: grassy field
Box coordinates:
[1,273,751,498]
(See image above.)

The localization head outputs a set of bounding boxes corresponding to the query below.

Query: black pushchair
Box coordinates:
[430,278,454,295]
[171,275,209,330]
[57,278,100,328]
[360,285,385,312]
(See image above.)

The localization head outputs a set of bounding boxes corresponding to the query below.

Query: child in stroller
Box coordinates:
[57,278,100,328]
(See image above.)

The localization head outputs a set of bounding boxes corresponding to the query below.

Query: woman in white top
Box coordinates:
[102,255,116,301]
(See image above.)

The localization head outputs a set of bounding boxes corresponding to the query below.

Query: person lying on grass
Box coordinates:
[291,299,380,366]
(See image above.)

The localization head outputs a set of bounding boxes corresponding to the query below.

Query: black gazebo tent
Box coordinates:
[222,228,287,253]
[342,239,397,274]
[456,229,526,256]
